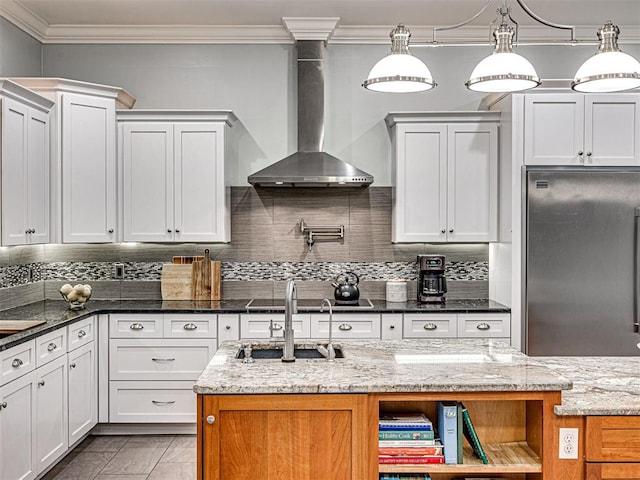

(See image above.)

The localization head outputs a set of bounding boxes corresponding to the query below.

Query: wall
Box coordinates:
[40,42,640,186]
[0,17,42,76]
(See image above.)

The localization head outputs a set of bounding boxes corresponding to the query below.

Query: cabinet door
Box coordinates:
[26,108,50,244]
[122,123,174,242]
[0,371,37,480]
[1,97,29,246]
[35,355,67,474]
[61,93,116,243]
[585,94,640,166]
[392,124,447,242]
[68,342,97,446]
[524,94,584,165]
[174,123,228,242]
[447,124,498,242]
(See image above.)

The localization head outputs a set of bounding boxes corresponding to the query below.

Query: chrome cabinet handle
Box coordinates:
[389,325,395,330]
[47,343,57,352]
[449,228,454,233]
[586,151,592,157]
[206,415,215,424]
[225,325,231,330]
[70,363,76,369]
[167,229,172,233]
[129,323,144,331]
[270,323,283,331]
[476,322,491,331]
[578,150,584,156]
[0,402,6,410]
[152,400,176,405]
[152,358,175,363]
[441,229,446,234]
[175,229,180,233]
[38,380,45,387]
[78,330,87,338]
[183,323,197,331]
[108,228,114,233]
[31,228,35,233]
[338,323,353,331]
[423,323,437,331]
[11,358,23,368]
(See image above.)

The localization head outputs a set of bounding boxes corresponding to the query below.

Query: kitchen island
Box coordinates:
[194,339,570,480]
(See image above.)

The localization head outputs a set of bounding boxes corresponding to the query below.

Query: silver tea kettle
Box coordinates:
[332,271,360,302]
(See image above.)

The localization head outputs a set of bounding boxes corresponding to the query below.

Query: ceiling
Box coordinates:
[1,0,639,44]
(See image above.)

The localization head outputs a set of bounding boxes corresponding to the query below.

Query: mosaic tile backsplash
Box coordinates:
[0,187,491,305]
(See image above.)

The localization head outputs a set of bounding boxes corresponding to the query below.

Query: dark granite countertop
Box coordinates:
[0,298,509,351]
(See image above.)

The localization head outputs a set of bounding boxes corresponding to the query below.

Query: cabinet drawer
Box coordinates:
[163,314,216,338]
[240,314,311,339]
[381,314,403,340]
[586,416,640,462]
[109,338,216,381]
[585,463,640,479]
[68,316,95,351]
[109,381,196,423]
[310,314,381,339]
[457,314,510,338]
[403,314,457,338]
[110,314,163,338]
[0,339,36,386]
[35,328,67,367]
[217,314,240,346]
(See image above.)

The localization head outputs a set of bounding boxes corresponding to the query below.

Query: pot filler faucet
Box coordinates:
[282,278,297,362]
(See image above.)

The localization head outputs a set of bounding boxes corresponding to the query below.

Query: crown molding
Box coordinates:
[281,17,339,41]
[0,0,47,42]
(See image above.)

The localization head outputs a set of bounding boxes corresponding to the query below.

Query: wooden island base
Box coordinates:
[197,390,565,480]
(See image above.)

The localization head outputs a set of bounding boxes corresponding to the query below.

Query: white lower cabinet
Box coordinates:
[457,313,511,339]
[0,370,37,480]
[381,314,403,340]
[68,341,97,446]
[403,314,457,338]
[403,313,511,341]
[310,313,381,339]
[35,355,67,474]
[240,313,311,339]
[109,381,198,423]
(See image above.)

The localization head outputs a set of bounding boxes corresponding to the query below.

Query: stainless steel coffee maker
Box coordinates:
[417,255,447,303]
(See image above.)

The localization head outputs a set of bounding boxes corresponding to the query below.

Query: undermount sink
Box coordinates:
[235,343,344,360]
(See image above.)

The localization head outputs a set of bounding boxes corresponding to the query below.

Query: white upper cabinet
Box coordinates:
[524,93,640,166]
[118,111,235,243]
[386,112,500,243]
[10,78,136,243]
[0,80,53,246]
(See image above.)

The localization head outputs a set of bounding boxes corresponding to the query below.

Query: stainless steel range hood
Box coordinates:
[248,40,373,187]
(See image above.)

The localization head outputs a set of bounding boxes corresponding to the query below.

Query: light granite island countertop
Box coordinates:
[194,338,572,394]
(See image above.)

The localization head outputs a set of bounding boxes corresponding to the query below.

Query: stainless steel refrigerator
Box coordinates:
[526,168,640,356]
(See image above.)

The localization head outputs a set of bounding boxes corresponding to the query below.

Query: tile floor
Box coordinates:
[42,435,196,480]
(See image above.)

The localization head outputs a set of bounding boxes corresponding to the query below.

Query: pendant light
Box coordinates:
[465,5,540,92]
[362,24,436,93]
[572,21,640,93]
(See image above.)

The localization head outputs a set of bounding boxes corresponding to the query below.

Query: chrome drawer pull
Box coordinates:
[38,380,45,387]
[152,400,176,406]
[183,323,198,331]
[225,325,231,330]
[423,323,438,331]
[152,358,176,363]
[338,323,353,331]
[78,330,87,338]
[206,415,215,425]
[11,358,23,368]
[270,323,283,331]
[47,343,57,352]
[0,402,6,410]
[129,323,144,331]
[476,323,491,331]
[70,363,76,369]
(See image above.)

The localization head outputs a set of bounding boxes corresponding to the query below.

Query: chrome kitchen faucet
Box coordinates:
[282,278,297,362]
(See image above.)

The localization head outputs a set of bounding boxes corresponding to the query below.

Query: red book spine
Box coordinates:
[378,455,445,464]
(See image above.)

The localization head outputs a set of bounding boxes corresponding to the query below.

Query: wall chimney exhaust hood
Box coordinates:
[248,37,373,188]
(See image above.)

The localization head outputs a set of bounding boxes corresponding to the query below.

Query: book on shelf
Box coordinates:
[379,444,443,456]
[379,454,445,464]
[379,430,435,441]
[379,439,437,447]
[379,474,431,480]
[460,402,489,465]
[437,401,459,464]
[456,402,464,464]
[379,413,433,431]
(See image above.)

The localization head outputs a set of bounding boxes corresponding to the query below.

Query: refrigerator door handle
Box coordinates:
[634,208,640,333]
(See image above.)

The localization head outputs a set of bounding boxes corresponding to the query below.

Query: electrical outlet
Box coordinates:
[559,427,579,459]
[114,263,125,279]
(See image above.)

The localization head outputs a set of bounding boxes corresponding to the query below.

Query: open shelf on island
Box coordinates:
[379,441,542,474]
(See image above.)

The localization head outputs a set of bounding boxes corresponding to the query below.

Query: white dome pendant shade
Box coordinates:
[466,22,540,93]
[362,24,436,93]
[572,22,640,93]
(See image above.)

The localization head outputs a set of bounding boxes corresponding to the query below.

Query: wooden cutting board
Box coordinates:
[0,320,46,334]
[160,264,193,300]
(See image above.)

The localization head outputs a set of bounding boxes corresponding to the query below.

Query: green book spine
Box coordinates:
[378,430,435,440]
[460,403,489,464]
[456,402,463,464]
